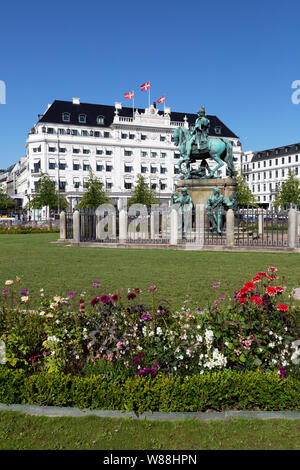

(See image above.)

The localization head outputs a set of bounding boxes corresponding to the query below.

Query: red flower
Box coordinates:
[244,282,255,292]
[267,274,276,280]
[250,295,263,305]
[275,286,284,293]
[277,304,289,312]
[266,286,277,296]
[127,292,137,300]
[238,296,247,304]
[252,275,262,283]
[257,272,267,277]
[268,267,277,272]
[238,287,248,297]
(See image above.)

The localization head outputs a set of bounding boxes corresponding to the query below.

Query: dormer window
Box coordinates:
[62,112,70,122]
[214,126,221,135]
[97,115,104,125]
[78,114,86,123]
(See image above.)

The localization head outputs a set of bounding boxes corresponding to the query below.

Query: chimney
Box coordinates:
[72,97,80,105]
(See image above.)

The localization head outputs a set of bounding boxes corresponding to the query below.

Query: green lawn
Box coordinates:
[0,233,300,309]
[0,411,299,450]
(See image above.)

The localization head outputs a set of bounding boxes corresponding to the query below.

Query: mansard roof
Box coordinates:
[252,143,300,162]
[38,100,239,139]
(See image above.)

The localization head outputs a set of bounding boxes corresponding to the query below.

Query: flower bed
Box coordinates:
[0,268,299,411]
[0,225,59,234]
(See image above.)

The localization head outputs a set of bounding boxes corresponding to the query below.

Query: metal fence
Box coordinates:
[62,207,294,249]
[234,207,289,247]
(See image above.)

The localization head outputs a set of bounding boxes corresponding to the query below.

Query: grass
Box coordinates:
[0,233,300,309]
[0,411,299,450]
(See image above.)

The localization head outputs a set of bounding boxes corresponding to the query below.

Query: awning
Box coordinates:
[73,160,80,164]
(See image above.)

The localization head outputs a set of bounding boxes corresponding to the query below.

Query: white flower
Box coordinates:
[268,342,275,348]
[156,327,163,335]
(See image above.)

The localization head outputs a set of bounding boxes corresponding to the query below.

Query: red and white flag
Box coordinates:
[140,81,150,91]
[124,91,134,100]
[157,95,165,104]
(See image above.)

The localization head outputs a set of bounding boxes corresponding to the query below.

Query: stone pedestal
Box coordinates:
[176,178,237,208]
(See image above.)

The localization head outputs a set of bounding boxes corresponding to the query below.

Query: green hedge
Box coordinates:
[0,367,299,413]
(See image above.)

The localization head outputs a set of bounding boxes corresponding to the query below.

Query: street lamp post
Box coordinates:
[57,131,60,217]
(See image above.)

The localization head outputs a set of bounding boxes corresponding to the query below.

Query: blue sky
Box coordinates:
[0,0,300,168]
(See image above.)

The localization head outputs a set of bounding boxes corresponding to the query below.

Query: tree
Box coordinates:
[0,186,16,211]
[234,172,258,207]
[127,174,159,207]
[77,170,109,209]
[29,173,70,218]
[273,169,300,209]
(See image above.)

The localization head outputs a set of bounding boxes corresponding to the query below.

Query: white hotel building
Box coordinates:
[13,98,242,217]
[241,143,300,208]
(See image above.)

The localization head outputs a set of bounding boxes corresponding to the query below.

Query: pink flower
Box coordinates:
[234,350,242,356]
[275,286,284,293]
[268,267,278,272]
[116,341,122,349]
[266,286,277,296]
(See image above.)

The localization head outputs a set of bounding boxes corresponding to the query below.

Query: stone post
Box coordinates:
[119,208,127,243]
[288,208,297,249]
[258,210,264,237]
[73,210,80,244]
[60,211,66,240]
[195,203,205,246]
[170,207,178,245]
[226,209,235,247]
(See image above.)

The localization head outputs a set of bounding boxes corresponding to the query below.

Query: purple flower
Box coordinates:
[2,289,10,295]
[148,285,157,293]
[141,313,152,321]
[212,282,220,288]
[100,294,111,304]
[134,288,140,293]
[111,294,119,302]
[127,292,136,300]
[92,280,101,287]
[66,290,76,299]
[277,366,286,378]
[20,288,29,296]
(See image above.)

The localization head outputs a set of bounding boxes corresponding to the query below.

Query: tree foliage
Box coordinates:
[77,170,109,209]
[0,186,16,210]
[234,172,258,207]
[28,173,70,215]
[127,174,159,207]
[273,169,300,208]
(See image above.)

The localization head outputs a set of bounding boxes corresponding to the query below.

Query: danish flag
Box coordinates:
[140,81,150,91]
[124,91,134,100]
[157,95,165,104]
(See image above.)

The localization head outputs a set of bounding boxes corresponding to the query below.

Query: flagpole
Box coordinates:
[133,95,134,119]
[149,85,150,109]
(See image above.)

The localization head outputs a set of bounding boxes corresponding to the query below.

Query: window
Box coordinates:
[33,162,40,172]
[59,147,66,153]
[104,132,110,138]
[269,160,272,166]
[174,153,180,159]
[124,150,132,156]
[78,114,86,123]
[160,135,166,142]
[96,163,103,172]
[47,128,54,134]
[263,160,266,167]
[81,130,88,136]
[124,182,132,189]
[71,129,78,136]
[83,163,90,171]
[73,148,80,154]
[62,113,70,122]
[73,180,80,189]
[129,134,135,140]
[288,156,291,163]
[253,163,255,170]
[121,133,127,139]
[59,162,66,170]
[160,152,166,158]
[282,169,285,177]
[275,170,278,177]
[258,162,260,169]
[141,166,147,173]
[263,184,266,192]
[106,181,112,190]
[257,173,260,180]
[58,128,65,135]
[160,167,167,174]
[94,131,100,137]
[269,171,272,178]
[174,167,179,174]
[275,159,278,165]
[83,149,90,154]
[269,183,272,191]
[106,150,112,155]
[214,126,221,135]
[151,152,157,158]
[282,157,285,164]
[141,134,147,140]
[258,184,260,192]
[106,164,112,172]
[296,155,298,162]
[141,151,147,157]
[151,166,157,174]
[124,165,132,173]
[296,167,299,175]
[151,183,157,189]
[263,172,266,179]
[97,116,104,125]
[48,147,56,152]
[73,162,80,170]
[96,149,103,155]
[34,181,39,190]
[49,161,55,170]
[59,181,66,191]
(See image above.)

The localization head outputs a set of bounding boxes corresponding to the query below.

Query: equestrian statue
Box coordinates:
[173,107,235,179]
